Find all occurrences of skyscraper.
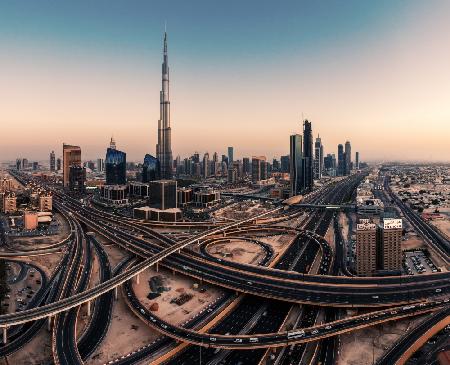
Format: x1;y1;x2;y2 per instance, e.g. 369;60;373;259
228;147;234;166
251;156;266;183
355;151;360;170
56;157;62;171
290;134;303;196
142;154;160;182
345;141;351;175
156;32;173;180
303;120;313;190
105;139;126;185
242;157;250;175
97;158;105;172
63;144;81;188
202;152;210;178
314;135;323;180
337;144;344;176
280;155;290;173
50;151;56;171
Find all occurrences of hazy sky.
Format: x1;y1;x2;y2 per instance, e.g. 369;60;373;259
1;0;449;163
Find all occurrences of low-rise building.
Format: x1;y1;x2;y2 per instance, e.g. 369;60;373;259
2;193;17;214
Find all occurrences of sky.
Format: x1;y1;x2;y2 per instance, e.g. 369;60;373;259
1;0;450;163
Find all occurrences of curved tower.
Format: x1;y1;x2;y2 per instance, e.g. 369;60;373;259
156;32;173;179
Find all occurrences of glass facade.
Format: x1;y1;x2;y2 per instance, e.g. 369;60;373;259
105;148;126;185
142;154;161;183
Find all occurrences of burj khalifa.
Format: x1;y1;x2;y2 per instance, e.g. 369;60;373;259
156;32;173;179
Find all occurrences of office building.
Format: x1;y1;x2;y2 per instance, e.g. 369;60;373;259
290;134;303;196
345;141;351;175
149;180;177;210
377;218;402;272
63;144;82;188
129;182;150;198
68;165;86;192
178;188;193;206
2;193;17;214
105;146;126;185
97;158;105;172
356;219;378;276
280;155;290;173
194;188;221;207
314;135;323;180
202;152;210;178
50;151;56;171
156;32;173;179
56;158;62;171
39;193;53;212
228;147;234;166
100;185;128;206
243;157;251;175
355;151;360;170
337;144;344;176
252;156;267;183
303;120;313;190
142;154;160;183
22;158;29;170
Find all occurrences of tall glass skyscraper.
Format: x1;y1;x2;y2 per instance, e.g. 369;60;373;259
105;148;126;185
142;154;160;183
303;120;314;191
290;134;303;196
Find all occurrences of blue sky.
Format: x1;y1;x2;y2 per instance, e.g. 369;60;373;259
1;1;449;162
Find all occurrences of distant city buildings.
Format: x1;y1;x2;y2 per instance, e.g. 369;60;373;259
252;156;267;183
314;135;323;179
345;141;352;175
280;155;290;173
97;158;105;172
355;151;360;170
337;144;344;176
228;147;234;166
50;151;56;171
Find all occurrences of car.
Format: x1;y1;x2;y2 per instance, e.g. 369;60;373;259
372;295;379;299
234;338;242;343
435;288;442;293
210;337;217;342
311;329;319;335
247;281;253;285
140;309;145;314
160;324;168;329
325;325;332;330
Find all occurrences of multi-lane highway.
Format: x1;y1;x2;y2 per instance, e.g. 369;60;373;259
3;169;449;364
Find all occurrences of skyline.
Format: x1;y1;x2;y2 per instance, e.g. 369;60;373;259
1;1;450;162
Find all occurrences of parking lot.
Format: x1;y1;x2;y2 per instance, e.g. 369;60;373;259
403;251;440;275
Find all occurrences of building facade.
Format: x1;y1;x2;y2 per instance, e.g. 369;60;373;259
105;148;127;185
290;134;303;196
63;144;81;188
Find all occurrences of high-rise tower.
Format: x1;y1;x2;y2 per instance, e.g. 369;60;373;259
156;32;173;179
303;119;313;191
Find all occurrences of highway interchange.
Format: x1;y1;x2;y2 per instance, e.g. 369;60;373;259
0;169;448;364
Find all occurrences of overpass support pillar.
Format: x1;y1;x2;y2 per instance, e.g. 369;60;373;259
87;300;91;316
136;273;140;285
156;263;159;272
2;327;6;344
47;316;52;331
114;286;118;300
223;232;226;237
